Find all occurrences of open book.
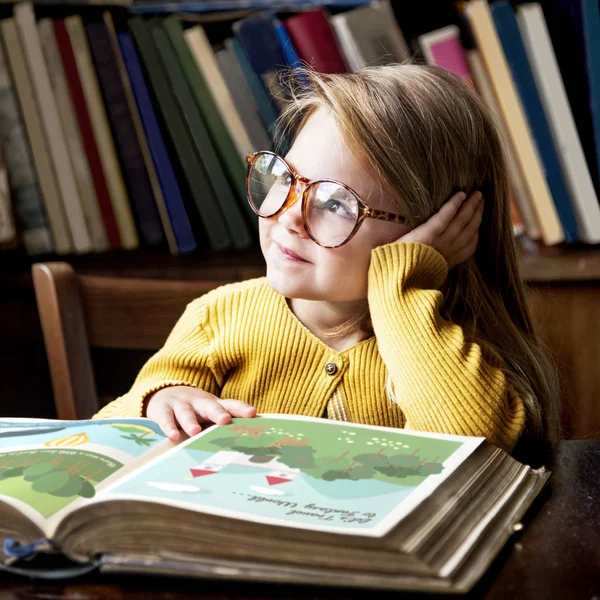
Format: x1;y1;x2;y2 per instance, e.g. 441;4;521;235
0;414;549;593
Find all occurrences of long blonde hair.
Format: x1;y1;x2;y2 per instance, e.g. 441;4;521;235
275;64;561;443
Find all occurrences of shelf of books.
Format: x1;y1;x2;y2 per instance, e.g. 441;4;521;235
1;0;600;283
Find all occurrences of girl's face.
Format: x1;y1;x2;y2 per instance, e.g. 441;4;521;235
260;109;411;302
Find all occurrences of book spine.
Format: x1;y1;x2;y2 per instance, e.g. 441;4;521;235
227;37;279;138
0;39;52;254
38;18;109;253
65;15;139;250
162;17;248;208
149;20;231;250
53;19;121;250
14;2;92;254
517;2;600;243
491;1;578;242
0;147;16;244
1;17;71;254
283;9;348;74
104;12;178;255
215;47;271;151
118;30;196;254
129;16;231;250
467;0;564;245
159;19;253;249
233;15;286;113
86;20;164;247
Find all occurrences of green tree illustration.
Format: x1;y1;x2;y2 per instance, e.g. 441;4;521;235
120;432;156;447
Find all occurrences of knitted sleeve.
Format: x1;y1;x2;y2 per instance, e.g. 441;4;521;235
93;299;222;419
368;242;526;453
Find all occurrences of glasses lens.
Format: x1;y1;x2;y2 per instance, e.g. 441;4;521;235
248;153;293;217
305;182;360;247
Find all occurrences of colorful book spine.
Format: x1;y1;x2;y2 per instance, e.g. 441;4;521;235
38;18;109;253
156;19;253;249
104;12;178;255
233;14;287;113
53;19;121;250
14;2;92;253
1;18;72;254
118;30;196;254
491;1;578;242
129;16;231;250
227;37;279;136
86;19;164;247
517;2;600;243
64;15;139;250
283;9;348;74
466;0;564;245
0;38;52;254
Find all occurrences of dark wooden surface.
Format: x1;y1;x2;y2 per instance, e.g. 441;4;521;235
0;440;598;599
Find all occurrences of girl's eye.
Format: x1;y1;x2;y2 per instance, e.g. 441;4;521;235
278;172;293;186
324;199;354;219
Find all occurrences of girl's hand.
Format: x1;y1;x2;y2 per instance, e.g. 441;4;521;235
395;190;484;269
145;385;257;441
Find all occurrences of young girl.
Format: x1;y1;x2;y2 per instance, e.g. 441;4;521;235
95;64;561;455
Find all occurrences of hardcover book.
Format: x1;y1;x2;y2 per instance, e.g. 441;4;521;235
0;414;549;594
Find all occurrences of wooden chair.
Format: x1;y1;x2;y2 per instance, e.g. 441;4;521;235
32;262;224;420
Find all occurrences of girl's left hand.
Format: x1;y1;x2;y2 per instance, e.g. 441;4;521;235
394;190;484;269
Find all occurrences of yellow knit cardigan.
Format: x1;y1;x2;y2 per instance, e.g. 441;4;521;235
94;242;526;453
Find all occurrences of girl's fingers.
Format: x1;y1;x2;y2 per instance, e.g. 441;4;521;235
191;397;233;426
218;399;257;417
152;405;180;441
172;401;203;437
441;191;483;244
425;191;467;239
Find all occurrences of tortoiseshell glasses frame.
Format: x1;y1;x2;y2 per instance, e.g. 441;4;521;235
246;151;407;249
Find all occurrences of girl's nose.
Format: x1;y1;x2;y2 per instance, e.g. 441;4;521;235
277;182;306;234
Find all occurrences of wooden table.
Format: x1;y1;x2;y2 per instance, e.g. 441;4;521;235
1;440;599;599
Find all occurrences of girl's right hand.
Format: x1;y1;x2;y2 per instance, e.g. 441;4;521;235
145;385;257;441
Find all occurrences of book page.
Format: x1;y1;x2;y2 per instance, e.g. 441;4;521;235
97;415;483;537
0;418;174;533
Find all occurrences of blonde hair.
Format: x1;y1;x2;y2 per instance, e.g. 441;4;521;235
274;64;561;443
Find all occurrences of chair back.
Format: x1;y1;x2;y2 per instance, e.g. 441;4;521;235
32;262;220;420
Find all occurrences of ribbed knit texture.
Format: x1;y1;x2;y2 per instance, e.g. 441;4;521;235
94;242;526;453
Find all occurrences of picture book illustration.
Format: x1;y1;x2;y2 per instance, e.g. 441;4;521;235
106;416;481;536
0;418;165;520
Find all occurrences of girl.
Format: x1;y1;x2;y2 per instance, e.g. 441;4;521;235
95;64;561;455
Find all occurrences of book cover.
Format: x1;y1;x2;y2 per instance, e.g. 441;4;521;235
517;3;600;243
466;0;564;245
38;18;109;254
0;415;549;594
129;16;231;250
284;9;348;74
330;0;410;72
233;13;287;113
117;30;196;254
104;12;179;255
541;0;600;193
156;19;253;249
64;15;139;250
0;37;52;255
14;2;92;254
227;37;279;136
86;19;165;248
1;18;72;254
216;46;271;151
163;17;251;216
53;19;121;251
418;25;473;83
491;1;578;242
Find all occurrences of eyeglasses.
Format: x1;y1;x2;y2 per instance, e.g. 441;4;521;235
246;151;406;248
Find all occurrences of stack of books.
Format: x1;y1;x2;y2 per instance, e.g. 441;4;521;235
0;0;408;257
1;0;599;257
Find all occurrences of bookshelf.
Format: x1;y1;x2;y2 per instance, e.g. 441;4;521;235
1;0;600;441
